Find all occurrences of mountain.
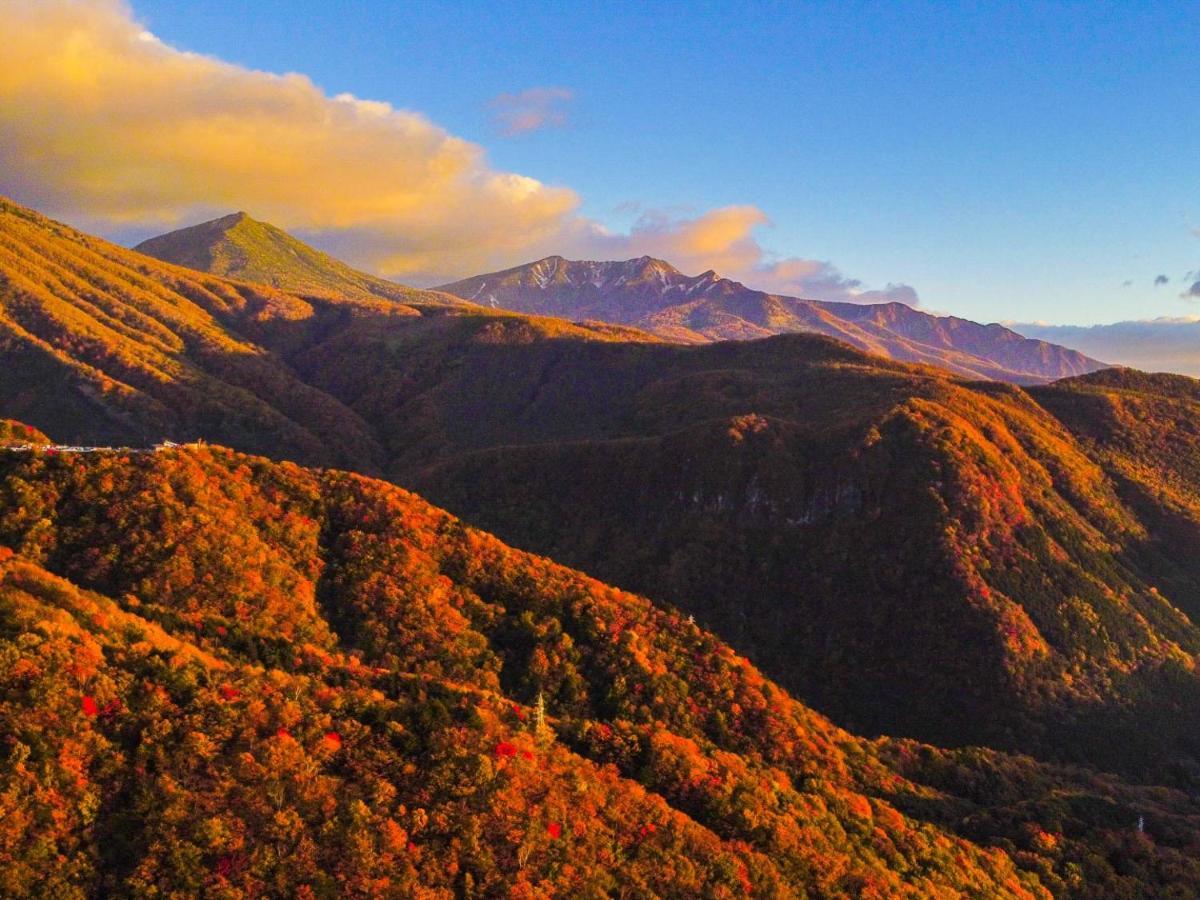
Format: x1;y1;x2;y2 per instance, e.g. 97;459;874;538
1014;318;1200;378
0;197;656;463
0;196;398;467
130;217;1107;383
437;255;1107;383
2;432;1199;896
134;211;463;306
7;197;1200;778
300;321;1200;775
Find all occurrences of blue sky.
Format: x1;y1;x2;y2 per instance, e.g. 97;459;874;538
10;1;1200;324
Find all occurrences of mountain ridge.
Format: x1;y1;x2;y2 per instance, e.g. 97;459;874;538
131;214;1107;384
438;255;1108;383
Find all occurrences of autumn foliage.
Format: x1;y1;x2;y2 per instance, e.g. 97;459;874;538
5;198;1200;895
0;440;1197;896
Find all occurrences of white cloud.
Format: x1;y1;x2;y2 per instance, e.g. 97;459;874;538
1012;318;1200;376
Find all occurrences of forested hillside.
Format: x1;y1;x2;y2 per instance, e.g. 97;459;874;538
277;308;1200;776
1;439;1198;896
7;198;1200;785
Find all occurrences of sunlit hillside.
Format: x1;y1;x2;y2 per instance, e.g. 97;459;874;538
0;198;386;466
135;212;467;307
0;198;644;469
1;437;1198;896
6;198;1200;781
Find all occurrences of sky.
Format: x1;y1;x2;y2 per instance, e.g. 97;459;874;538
1;0;1197;325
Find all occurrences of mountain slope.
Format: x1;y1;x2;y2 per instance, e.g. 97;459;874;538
438;255;1106;383
135;212;463;306
2;436;1198;896
1030;369;1200;616
0;199;657;466
313;326;1200;774
6;199;1200;782
0;439;1030;897
0;196;391;467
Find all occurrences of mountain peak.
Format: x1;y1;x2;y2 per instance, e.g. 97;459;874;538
172;210;255;234
629;254;679;272
438;255;1106;381
133;213;458;307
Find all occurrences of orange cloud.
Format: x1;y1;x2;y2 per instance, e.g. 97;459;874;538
0;0;917;303
0;0;577;279
623;206;769;274
581;206;920;305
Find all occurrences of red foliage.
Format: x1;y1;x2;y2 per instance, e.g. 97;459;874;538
494;741;518;758
81;695;99;717
323;731;342;750
214;853;245;878
737;862;752;895
548;822;562;839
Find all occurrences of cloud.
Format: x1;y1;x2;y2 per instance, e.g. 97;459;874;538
0;0;578;280
1182;270;1200;299
1013;318;1200;376
0;0;913;301
1155;274;1170;286
489;87;574;137
578;206;919;305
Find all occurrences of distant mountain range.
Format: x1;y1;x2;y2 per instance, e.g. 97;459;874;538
437;255;1107;383
1014;318;1200;377
132;214;1107;383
